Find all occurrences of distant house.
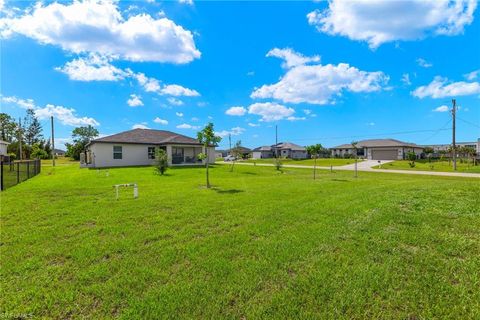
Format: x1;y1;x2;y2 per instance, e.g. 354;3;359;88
421;138;480;155
216;147;251;159
81;128;215;168
252;142;308;159
215;150;228;158
252;146;274;159
0;140;9;156
232;146;252;158
331;139;424;160
53;149;66;157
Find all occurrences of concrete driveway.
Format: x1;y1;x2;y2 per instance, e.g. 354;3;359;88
337;159;393;170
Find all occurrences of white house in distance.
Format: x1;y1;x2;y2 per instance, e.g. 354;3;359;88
330;139;424;160
81;128;215;168
252;142;308;159
0;140;9;157
421;138;480;154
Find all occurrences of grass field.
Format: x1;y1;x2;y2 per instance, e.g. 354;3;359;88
373;159;480;173
1;161;480;319
242;158;361;166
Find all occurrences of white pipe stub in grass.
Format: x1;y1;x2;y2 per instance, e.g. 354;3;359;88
113;183;138;200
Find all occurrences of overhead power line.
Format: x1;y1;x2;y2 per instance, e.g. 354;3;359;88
456;116;480;129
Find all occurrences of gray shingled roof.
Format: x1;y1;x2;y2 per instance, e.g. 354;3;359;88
90;128;202;145
253;146;272;151
273;142;306;151
332;139;420;149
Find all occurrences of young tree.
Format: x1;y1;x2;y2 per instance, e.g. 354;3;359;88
306;144;323;180
0;113;17;142
24;108;43;146
406;151;417;168
197;123;221;188
66;125;99;160
155;149;169;175
424;147;434;162
229;140;243;172
351;141;359;178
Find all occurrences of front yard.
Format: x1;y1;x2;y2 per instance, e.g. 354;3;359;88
1;162;479;319
373;159;480;173
242;158;361;166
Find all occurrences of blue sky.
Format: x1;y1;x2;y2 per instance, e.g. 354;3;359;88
1;0;479;150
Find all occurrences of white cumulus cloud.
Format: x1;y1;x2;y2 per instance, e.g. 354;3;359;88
251;48;388;105
160;84;199;97
132;123;149;129
35;104;99;126
416;58;433;68
127;94;143;107
0;0;201;63
266;48;320;69
464;69;479;80
433;105;450;112
167;97;184;106
1;95;36;109
412;76;480;98
153;117;168;125
401;73;412;86
225;106;247;116
307;0;477;49
55;54;126;81
175;112;184;117
176;123;199;130
247;102;296;122
1;95;99;126
216;126;245;138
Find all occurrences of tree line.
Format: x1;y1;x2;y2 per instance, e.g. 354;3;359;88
0;110;51;160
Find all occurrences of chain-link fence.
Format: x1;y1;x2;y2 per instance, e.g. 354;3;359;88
0;159;41;191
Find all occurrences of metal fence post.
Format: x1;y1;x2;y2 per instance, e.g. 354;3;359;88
38;159;41;174
27;161;30;179
1;161;4;191
17;162;19;183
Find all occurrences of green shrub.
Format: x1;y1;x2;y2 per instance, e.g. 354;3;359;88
155;149;169;175
406;151;417;168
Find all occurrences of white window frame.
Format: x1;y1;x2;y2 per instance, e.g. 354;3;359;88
113;146;122;159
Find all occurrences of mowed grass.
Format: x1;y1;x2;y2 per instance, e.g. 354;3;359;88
1;162;480;319
243;158;361;166
374;159;480;173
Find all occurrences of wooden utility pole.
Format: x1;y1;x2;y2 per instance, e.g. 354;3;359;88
51;116;55;167
452;99;457;171
18;118;23;160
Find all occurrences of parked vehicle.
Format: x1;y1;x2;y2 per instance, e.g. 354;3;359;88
224;155;236;161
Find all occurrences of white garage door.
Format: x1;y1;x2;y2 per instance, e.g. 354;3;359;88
371;149;398;160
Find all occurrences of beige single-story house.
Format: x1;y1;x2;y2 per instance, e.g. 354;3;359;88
252;142;308;159
252;146;274;159
331;139;424;160
81;128;215;168
273;142;308;159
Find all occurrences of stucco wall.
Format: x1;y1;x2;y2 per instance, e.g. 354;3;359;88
89;143;156;168
88;143;215;168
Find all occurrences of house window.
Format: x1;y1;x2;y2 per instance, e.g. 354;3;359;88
113;146;122;159
148;147;155;159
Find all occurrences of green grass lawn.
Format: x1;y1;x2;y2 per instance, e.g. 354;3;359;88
1;162;479;319
241;158;361;166
373;159;480;173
